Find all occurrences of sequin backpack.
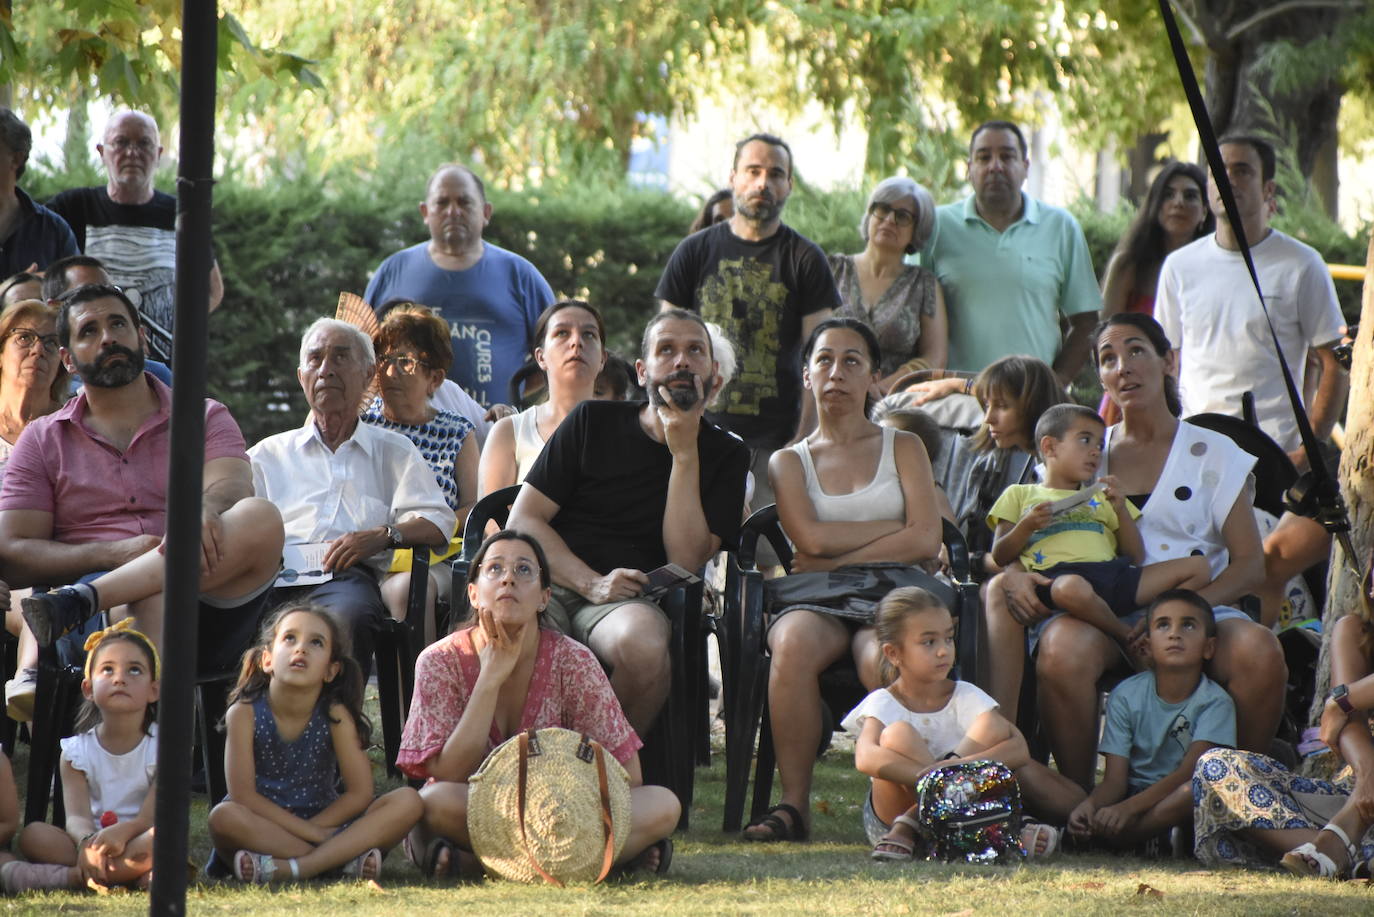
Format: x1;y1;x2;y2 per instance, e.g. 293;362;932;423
915;760;1024;864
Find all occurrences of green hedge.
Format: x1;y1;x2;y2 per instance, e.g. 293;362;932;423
20;167;1370;443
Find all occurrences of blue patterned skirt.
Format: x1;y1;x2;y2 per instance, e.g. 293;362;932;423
1192;748;1373;868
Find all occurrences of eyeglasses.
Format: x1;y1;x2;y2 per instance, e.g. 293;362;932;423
3;329;59;354
107;137;158;154
479;561;540;583
378;353;430;375
869;202;917;228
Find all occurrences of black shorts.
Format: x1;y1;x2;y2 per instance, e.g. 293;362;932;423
1033;557;1142;618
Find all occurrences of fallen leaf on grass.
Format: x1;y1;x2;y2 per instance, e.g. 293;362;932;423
1135;883;1164;899
815;799;832;815
366;879;386;893
87;878;126;895
1069;882;1105;890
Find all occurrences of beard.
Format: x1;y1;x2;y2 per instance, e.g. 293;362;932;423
76;344;146;388
648;370;705;410
733;190;783;223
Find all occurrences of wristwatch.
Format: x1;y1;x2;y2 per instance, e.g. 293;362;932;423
1331;683;1355;714
383;524;403;547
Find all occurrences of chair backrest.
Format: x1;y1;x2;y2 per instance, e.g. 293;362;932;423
1184;412;1296;519
738;504;792;571
451;484;523;626
458;485;523;563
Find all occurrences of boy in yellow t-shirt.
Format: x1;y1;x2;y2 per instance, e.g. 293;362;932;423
987;404;1211;656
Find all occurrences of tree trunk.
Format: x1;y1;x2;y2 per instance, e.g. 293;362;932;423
1193;0;1349;192
1311;235;1374;720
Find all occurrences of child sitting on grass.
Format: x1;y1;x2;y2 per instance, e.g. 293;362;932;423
1067;589;1235;851
846;587;1084;862
987;403;1211;656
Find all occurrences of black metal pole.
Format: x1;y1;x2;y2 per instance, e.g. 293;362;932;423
151;0;217;912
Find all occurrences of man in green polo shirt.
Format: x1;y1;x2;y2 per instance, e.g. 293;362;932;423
919;121;1100;383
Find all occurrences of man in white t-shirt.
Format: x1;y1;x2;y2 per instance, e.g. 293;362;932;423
1155;135;1346;468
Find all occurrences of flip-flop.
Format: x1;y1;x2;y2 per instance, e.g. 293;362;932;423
742;803;809;842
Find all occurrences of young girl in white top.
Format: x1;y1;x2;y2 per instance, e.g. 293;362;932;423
5;619;159;893
846;587;1084;861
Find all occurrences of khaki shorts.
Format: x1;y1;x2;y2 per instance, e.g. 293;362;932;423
544;583;666;644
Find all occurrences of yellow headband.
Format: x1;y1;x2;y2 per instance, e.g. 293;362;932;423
83;618;160;681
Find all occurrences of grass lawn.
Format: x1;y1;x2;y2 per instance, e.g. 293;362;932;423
4;687;1371;915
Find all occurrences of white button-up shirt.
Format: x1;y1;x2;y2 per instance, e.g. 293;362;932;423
249;417;457;571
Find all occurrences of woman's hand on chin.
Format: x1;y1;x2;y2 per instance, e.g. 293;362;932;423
475;606;525;685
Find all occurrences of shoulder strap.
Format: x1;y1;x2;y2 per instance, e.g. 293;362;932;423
1157;0;1353;555
516;729;563;887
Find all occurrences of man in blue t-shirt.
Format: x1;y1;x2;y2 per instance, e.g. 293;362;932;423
364;164;555;411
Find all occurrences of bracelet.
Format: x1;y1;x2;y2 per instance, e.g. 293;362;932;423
963;377;973;395
79;832;96;848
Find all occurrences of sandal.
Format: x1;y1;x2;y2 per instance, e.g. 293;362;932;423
342;847;382;881
871;813;922;863
742;803;809;842
615;837;674;878
1280;822;1357;878
233;850;299;884
1021;822;1061;859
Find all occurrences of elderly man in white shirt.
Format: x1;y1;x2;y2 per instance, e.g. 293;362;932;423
250;318;456;675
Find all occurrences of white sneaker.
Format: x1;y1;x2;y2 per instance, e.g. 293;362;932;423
5;667;37;722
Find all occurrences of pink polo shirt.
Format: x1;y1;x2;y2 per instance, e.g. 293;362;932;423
0;374;248;544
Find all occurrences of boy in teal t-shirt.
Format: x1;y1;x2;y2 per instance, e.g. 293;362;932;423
1068;590;1235;849
987;404;1210;656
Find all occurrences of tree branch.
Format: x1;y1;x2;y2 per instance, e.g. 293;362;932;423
1225;0;1364;42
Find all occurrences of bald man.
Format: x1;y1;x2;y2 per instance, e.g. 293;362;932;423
48;110;224;364
363;163;554;410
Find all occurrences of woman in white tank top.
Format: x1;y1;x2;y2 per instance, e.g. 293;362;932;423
742;318;942;842
478;301;607;497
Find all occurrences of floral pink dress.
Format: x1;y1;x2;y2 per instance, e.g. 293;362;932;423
396;626;642;779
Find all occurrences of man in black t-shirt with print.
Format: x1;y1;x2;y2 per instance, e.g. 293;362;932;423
656;133;837;518
48;110;223;363
509;310;749;733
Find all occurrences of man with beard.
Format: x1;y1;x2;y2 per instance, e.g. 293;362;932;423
507;310;749;733
0;284;283;688
364;163;554;413
915;121;1100;382
48;111;224;364
656;133;837;520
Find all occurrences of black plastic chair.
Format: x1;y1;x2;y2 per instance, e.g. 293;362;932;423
373;546;438;780
718;505;979;832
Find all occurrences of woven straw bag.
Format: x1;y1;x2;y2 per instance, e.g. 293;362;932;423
468;727;631;884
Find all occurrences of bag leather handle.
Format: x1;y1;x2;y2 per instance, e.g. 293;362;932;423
515;728;617;886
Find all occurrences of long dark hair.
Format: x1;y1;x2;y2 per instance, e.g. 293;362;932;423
1116;162;1213;280
1092;312;1182;417
225;602;371;748
688;188;732;235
